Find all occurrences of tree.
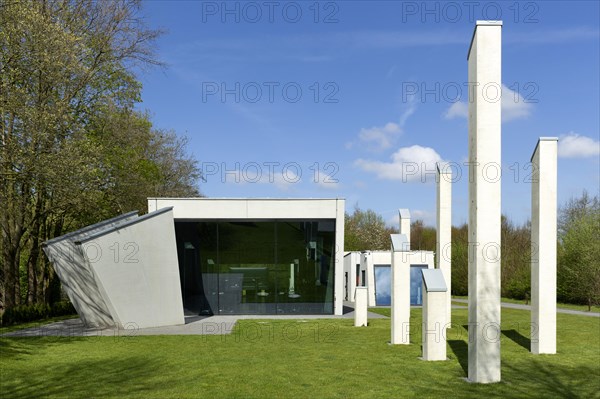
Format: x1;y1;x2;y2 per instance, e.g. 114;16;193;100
558;192;600;310
0;1;200;310
344;207;396;251
410;220;436;251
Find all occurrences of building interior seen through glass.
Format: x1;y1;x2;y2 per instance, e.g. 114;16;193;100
175;220;336;315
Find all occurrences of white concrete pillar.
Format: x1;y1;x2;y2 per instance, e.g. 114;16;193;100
399;209;411;250
531;137;558;354
422;269;448;361
354;287;368;327
391;234;411;344
364;252;377;307
467;20;502;384
436;163;452;326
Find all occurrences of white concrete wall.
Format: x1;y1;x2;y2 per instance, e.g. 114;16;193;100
348;250;434;307
362;252;376;307
437;163;453;325
531;137;558;354
43;212;139;328
467;20;503;383
77;208;184;329
149;198;345;315
344;252;361;302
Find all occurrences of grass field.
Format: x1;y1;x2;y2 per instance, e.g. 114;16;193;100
452;295;600;313
1;307;599;398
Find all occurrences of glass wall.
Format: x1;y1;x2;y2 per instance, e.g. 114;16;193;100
175;220;336;315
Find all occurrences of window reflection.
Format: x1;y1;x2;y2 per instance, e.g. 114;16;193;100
175;220;336;315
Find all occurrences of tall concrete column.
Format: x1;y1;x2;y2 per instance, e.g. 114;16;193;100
399;209;411;250
391;234;411;344
467;20;502;384
531;137;558;354
436;163;452;325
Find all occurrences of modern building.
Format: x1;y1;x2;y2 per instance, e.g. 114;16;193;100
343;250;434;307
149;198;346;316
44;197;347;329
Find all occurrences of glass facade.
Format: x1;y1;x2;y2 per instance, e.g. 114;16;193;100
175;220;336;315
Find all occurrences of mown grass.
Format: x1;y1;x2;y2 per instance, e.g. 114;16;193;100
452;295;600;313
1;307;599;398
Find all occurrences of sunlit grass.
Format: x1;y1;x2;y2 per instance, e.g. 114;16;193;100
1;307;599;398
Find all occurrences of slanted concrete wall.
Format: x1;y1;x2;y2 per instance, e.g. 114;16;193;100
76;208;184;329
43;211;139;328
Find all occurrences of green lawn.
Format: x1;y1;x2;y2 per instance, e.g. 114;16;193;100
452;295;600;313
1;308;599;398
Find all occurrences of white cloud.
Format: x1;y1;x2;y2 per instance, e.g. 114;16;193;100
558;133;600;158
358;122;402;151
501;84;533;121
444;101;468;119
443;84;533;122
351;102;416;151
355;145;443;182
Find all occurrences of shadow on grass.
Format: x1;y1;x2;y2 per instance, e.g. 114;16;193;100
0;336;83;360
502;329;530;351
1;353;170;399
503;361;600;399
448;339;468;376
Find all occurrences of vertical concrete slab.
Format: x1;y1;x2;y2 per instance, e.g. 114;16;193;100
399;209;411;250
421;269;448;361
391;234;411;344
467;20;503;383
436;163;452;326
363;251;377;307
354;287;368;327
531;137;558;354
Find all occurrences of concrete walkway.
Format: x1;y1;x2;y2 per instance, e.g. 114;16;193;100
3;305;387;337
452;298;600;318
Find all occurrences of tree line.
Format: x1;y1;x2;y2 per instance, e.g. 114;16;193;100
0;1;201;311
345;191;600;309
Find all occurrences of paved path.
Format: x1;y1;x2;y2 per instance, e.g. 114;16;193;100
3;306;387;337
452;298;600;318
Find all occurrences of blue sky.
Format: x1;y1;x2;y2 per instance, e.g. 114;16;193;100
138;1;600;227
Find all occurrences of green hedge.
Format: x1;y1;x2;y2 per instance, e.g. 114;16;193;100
0;301;76;326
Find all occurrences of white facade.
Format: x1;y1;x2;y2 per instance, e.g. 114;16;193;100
531;137;558;354
467;20;503;383
343;250;435;307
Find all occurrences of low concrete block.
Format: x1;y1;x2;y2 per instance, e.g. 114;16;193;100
354;287;368;327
